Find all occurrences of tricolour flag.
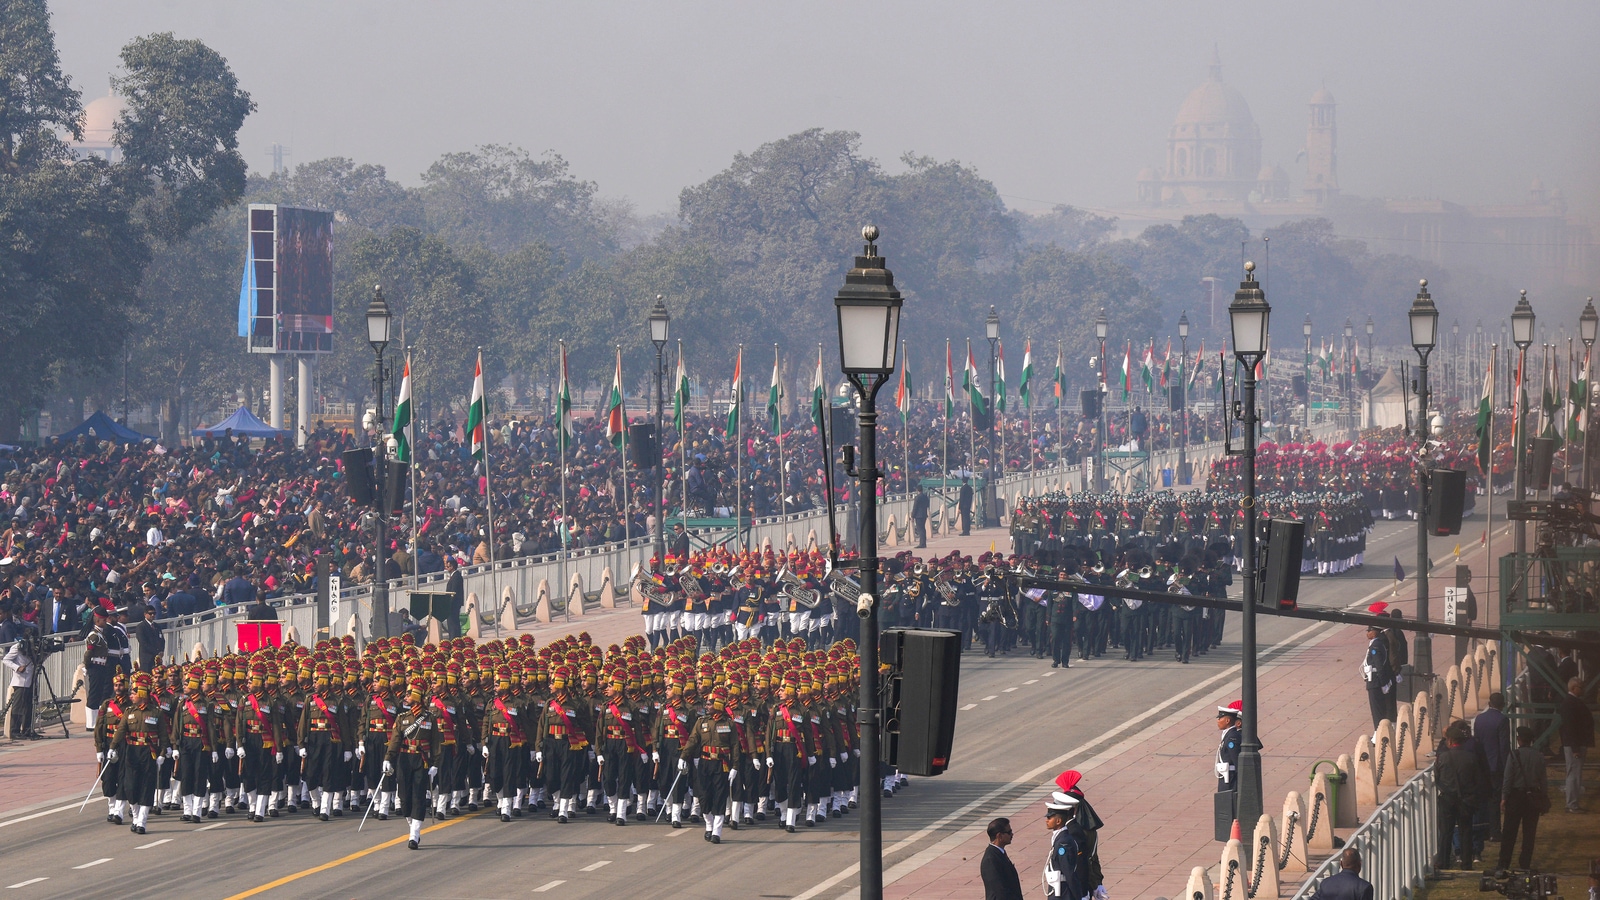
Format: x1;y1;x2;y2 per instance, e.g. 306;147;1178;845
995;339;1007;414
767;347;782;434
467;353;487;461
392;354;413;464
1120;343;1132;399
1572;349;1592;444
945;340;956;419
1140;342;1155;392
810;346;825;433
1540;351;1563;449
673;344;690;434
895;348;910;418
726;347;743;440
964;343;986;414
1053;343;1064;409
557;343;574;451
1019;340;1033;409
605;348;625;450
1475;349;1495;475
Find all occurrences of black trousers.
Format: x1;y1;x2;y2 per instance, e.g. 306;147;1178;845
120;749;159;805
772;743;804;806
304;732;339;790
1366;683;1390;729
655;739;687;802
1435;798;1477;869
361;735;388;791
7;686;32;735
693;760;731;814
1497;793;1541;870
178;738;212;795
1050;619;1073;666
485;737;525;794
394;754;430;820
601;739;640;800
240;735;276;793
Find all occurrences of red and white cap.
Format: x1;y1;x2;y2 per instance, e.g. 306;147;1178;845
1217;699;1244;717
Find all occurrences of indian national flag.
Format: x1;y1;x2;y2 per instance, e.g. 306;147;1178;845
557;343;574;451
1053;343;1064;409
767;347;782;434
674;344;690;433
1140;342;1154;391
1189;339;1205;389
895;348;909;418
945;340;956;418
605;348;625;450
467;353;487;461
1019;339;1033;409
995;339;1007;414
392;354;412;463
726;347;742;440
1475;350;1495;475
1571;350;1592;444
810;346;825;433
1120;343;1132;399
1541;353;1563;449
964;343;986;414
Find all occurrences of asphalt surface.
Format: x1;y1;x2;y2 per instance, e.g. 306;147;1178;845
0;515;1459;900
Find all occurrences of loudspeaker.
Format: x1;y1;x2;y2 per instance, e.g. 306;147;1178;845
1080;390;1101;418
1291;374;1308;400
1429;468;1466;536
342;448;374;505
1530;437;1556;490
629;423;658;467
971;404;993;431
1260;518;1304;610
1169;385;1185;412
829;406;853;443
883;628;961;777
384;460;409;515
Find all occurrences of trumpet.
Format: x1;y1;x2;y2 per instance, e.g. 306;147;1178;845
710;561;728;575
912;561;926;576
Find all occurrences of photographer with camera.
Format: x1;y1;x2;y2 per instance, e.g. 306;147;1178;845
3;620;37;738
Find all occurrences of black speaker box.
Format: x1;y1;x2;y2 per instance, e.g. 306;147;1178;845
829;406;853;443
883;628;962;777
1080;389;1102;418
1260;518;1304;610
384;460;409;515
629;423;658;467
342;448;374;505
1429;468;1466;536
1291;374;1307;400
1529;437;1556;490
1169;385;1186;412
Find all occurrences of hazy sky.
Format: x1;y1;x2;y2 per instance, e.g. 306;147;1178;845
53;1;1600;224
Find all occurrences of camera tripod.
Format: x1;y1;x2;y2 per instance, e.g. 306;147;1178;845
2;640;76;740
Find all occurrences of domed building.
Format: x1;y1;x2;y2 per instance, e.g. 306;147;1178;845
73;95;123;162
1157;50;1261;205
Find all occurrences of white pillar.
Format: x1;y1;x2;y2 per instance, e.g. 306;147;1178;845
296;355;313;448
268;356;285;430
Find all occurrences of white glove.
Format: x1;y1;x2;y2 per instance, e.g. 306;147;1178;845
640;752;649;763
1381;683;1391;695
1215;762;1230;779
840;753;848;764
765;756;775;768
211;751;219;764
343;750;353;762
298;746;308;759
223;746;235;759
382;760;393;775
1095;885;1110;900
235;746;244;758
1361;663;1374;681
482;744;491;758
96;751;105;763
274;752;283;764
107;749;118;762
677;757;688;772
356;745;365;760
596;754;605;766
588;749;596;761
1046;870;1064;889
853;748;860;758
428;766;438;779
652;751;660;763
728;770;738;785
807;756;816;766
752;757;763;770
829;757;837;769
535;751;543;763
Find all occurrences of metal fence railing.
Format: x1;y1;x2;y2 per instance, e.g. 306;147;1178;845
1290;765;1436;900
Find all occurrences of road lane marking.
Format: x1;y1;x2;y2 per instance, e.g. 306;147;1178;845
533;881;566;892
0;804;75;830
195;822;226;831
624;843;652;852
665;827;690;837
1002;687;1018;693
1024;679;1038;684
579;860;612;872
72;859;111;870
135;838;171;850
960;703;977;711
6;878;47;888
979;695;997;701
1043;671;1056;677
222;810;483;899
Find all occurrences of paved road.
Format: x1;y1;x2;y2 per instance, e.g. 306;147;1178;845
0;515;1456;900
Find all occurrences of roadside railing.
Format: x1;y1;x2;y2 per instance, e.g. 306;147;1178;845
1290;766;1436;900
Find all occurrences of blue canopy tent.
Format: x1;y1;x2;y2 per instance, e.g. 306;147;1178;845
192;407;288;440
54;410;155;444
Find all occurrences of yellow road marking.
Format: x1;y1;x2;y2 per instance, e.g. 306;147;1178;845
221;811;481;899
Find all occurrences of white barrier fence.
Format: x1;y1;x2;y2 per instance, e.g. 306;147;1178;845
1289;766;1437;900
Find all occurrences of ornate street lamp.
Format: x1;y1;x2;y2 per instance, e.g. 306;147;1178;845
365;285;394;638
1093;309;1109;492
648;295;670;573
1178;311;1190;483
1510;291;1535;597
1408;279;1439;681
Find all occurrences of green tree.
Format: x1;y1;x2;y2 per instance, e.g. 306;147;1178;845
420;144;610;262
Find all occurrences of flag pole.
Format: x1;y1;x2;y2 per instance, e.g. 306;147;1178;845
406;349;419;596
944;338;951;501
967;338;976;482
558;341;568;629
1028;338;1035;480
736;343;744;552
1484;344;1496;602
1056;340;1064;493
478;348;500;637
776;343;787;520
679;341;688;521
902;339;910;505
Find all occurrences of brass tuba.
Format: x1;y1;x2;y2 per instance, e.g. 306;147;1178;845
776;566;822;609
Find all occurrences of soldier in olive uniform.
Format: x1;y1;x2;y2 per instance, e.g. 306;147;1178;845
111;671;169;835
682;685;742;843
94;672;130;824
384;676;441;849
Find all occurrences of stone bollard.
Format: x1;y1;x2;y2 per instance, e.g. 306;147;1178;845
1218;830;1247;900
535;578;552;624
1184;865;1215;900
497;585;518;633
1413;689;1435;748
1374;719;1399;787
1332;754;1358;828
1250;813;1281;900
568;572;586;618
599;567;617;609
786;533;798;553
885;515;899;547
1352;733;1379;810
1393;702;1416;772
806;528;819;550
1486;644;1501;694
1279;791;1310;873
761;536;772;554
1445;664;1465;722
465;593;481;640
426;617;442;646
1461;656;1479;717
1475;643;1493;702
1307;771;1338;852
346;613;364;648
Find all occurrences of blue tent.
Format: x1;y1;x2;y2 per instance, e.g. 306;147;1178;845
54;410;155;444
192;406;288;439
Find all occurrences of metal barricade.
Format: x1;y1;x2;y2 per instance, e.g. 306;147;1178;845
1290;765;1436;900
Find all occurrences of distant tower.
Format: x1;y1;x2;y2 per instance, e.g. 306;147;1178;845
1303;88;1338;203
269;143;291;176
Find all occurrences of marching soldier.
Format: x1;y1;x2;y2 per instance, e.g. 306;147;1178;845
681;684;742;843
234;660;284;822
171;664;220;823
111;671;168;835
384;676;441;850
94;671;130;824
535;664;593;823
597;667;649;825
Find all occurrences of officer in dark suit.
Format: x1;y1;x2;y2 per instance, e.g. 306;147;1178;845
134;604;164;671
443;557;465;639
980;816;1023;900
911;486;930;549
958;478;973;536
1362;624;1394;728
1308;848;1373;900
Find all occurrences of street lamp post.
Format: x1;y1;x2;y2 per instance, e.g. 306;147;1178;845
986;305;1000;514
1094;309;1109;493
648;295;670;571
1303;314;1313;436
1229;261;1271;833
1178;312;1190;484
1511;292;1535;601
1580;299;1597;489
365;286;394;639
1344;319;1356;438
1452;320;1461;410
1365;315;1375;371
833;225;902;900
1408;279;1440;682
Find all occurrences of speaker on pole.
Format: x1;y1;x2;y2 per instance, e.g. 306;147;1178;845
1429;468;1467;536
1080;390;1101;418
1260;518;1305;610
628;423;658;467
882;628;962;776
342;448;374;505
384;460;409;516
1530;437;1556;491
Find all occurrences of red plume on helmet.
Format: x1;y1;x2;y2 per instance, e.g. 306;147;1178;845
1054;770;1082;794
